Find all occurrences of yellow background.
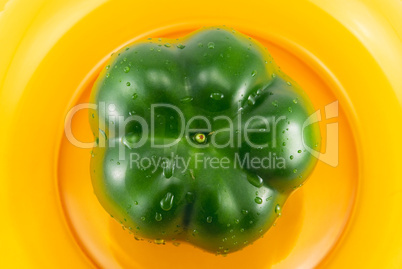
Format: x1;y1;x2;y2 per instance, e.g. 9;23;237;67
0;0;401;268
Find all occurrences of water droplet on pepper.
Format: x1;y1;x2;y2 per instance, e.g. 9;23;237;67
160;192;174;211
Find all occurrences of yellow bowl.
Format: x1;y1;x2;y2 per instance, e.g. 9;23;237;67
1;0;401;268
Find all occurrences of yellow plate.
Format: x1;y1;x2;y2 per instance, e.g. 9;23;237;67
1;0;401;268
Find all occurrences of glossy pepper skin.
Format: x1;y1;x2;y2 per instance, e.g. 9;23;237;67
89;26;320;255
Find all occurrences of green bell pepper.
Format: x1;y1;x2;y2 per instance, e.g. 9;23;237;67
89;26;320;255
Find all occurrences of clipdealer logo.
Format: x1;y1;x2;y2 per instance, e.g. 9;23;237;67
64;100;339;168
